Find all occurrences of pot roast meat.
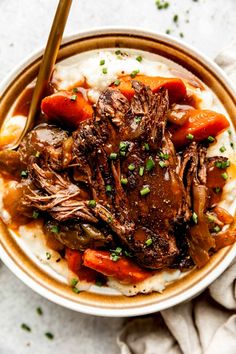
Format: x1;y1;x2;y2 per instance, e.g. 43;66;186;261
11;80;233;271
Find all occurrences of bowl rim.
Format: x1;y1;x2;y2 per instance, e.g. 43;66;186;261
0;26;236;317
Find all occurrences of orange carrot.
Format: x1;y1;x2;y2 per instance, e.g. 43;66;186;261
112;75;186;102
65;248;98;282
83;249;150;284
41;90;93;128
171;109;230;148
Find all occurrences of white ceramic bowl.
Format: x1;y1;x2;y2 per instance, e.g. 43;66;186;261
0;27;236;317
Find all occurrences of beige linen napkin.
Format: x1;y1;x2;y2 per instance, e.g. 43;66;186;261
118;45;236;354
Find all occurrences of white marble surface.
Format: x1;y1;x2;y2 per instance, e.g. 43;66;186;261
0;0;235;353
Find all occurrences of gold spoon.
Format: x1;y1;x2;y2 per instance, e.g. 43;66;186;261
4;0;72;150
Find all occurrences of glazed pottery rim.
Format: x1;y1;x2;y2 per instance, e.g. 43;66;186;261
0;27;236;317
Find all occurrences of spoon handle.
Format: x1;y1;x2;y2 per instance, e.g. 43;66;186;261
15;0;72;148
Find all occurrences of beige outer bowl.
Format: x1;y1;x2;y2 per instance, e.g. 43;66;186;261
0;28;236;317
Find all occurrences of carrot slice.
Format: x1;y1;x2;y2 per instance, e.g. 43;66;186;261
41;90;93;128
112;75;186;102
83;249;150;284
65;248;98;282
171;109;230;148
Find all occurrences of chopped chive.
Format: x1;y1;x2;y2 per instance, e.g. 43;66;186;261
159;161;166;168
128;163;135;171
143;143;150;151
46;252;51;260
221;172;228;180
215;160;230;169
130;69;140;78
88;200;96;208
21;323;31;332
107;216;113;223
36;307;43;316
155;0;169;10
140;186;150;196
179;32;184;38
136;55;143;62
21;170;28;178
146;157;155;171
213;225;221;233
45;332;54;340
114;79;120;86
102;68;108;74
215;187;221;194
119;142;128;151
70;94;77;101
71;278;78;287
135;116;142;124
110;152;117;160
121;178;128;185
72;287;81;294
35;151;40;157
159;151;169;160
173;14;179;23
230;142;234;149
145;238;153;246
110;253;120;262
166;29;171;35
106;185;112;192
99;59;105;65
115;49;121;55
114;247;122;255
139;166;144;177
192;212;198;224
207;214;215;223
207;136;215;143
32;211;39;219
124;250;133;257
120;151;126;157
228;129;232;135
51;225;59;234
220;146;226;153
72;87;79;93
186;133;194;140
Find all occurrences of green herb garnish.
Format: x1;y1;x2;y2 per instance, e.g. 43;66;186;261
100;59;105;65
139;166;144;177
140;186;150;196
143;143;150;151
186;133;194;140
173;14;179;23
215;187;221;194
106;185;112;192
213;225;221;233
128;163;135;171
88;200;96;208
102;68;108;74
73;87;79;93
110;152;117;160
71;278;78;287
45;332;54;340
115;49;121;55
145;238;153;246
130;69;140;78
221;172;228;180
192;212;198;224
220;146;226;153
136;55;143;62
70;94;77;101
35;151;40;158
51;225;59;234
159;161;166;168
32;211;39;219
207;136;215;143
114;79;120;86
46;252;51;260
36;307;43;316
21;170;28;178
72;287;81;294
146;157;155;171
21;323;31;332
121;178;128;185
135;116;142;124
